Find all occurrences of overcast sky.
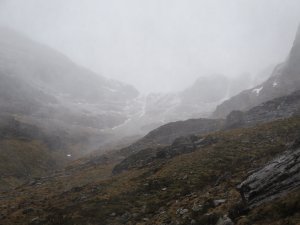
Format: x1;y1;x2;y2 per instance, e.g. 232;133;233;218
0;0;300;93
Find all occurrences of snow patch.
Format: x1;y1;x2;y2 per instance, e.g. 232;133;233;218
272;81;278;87
252;86;263;96
67;154;72;157
111;118;132;130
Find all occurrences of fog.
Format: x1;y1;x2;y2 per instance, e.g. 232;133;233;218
0;0;300;93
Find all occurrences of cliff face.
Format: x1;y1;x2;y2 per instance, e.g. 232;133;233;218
213;25;300;118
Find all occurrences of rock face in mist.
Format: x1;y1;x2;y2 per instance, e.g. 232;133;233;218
180;75;230;104
213;25;300;118
120;74;253;135
237;145;300;208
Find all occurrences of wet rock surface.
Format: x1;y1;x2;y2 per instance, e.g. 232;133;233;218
238;146;300;208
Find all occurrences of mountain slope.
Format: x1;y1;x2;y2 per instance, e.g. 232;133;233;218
213;25;300;118
1;116;300;225
117;118;224;159
116;89;300;166
0;27;140;189
0;27;139;131
112;74;257;136
0;27;142;145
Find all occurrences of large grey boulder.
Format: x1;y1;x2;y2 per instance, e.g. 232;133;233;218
237;146;300;208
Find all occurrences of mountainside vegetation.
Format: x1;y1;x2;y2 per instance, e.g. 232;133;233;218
1;115;300;225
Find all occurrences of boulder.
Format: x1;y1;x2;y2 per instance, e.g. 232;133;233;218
216;215;234;225
237;147;300;208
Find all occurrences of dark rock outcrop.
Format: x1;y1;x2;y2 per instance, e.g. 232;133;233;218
113;135;218;174
224;90;300;129
118;118;224;158
237;146;300;208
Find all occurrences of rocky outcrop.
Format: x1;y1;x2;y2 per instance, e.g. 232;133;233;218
213;25;300;118
224;90;300;129
237;145;300;208
113;135;218;174
118;118;224;157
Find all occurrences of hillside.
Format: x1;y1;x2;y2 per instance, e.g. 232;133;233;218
0;27;139;131
0;27;140;189
0;116;299;225
116;89;300;162
0;114;111;191
213;25;300;118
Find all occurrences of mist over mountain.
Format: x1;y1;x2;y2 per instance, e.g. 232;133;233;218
0;26;261;161
0;27;138;112
214;25;300;118
1;1;300;93
0;2;300;225
0;27;143;173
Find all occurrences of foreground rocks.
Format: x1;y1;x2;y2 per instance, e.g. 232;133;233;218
237;146;300;208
